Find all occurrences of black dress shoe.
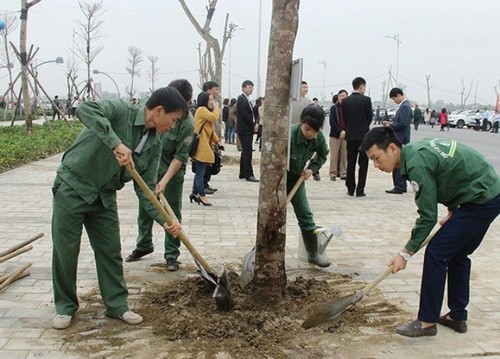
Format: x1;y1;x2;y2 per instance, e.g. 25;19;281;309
313;173;321;181
347;191;354;197
438;313;467;333
165;258;179;272
206;186;218;192
246;176;259;182
356;192;366;197
204;188;215;195
396;319;437;337
125;248;154;262
386;188;405;194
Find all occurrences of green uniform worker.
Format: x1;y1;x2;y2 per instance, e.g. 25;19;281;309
288;104;330;267
126;80;195;271
361;126;500;337
51;87;187;330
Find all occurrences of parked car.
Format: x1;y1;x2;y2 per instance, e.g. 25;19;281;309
465;110;493;131
447;109;468;128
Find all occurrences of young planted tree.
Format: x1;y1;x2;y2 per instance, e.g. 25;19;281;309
18;0;42;134
147;55;159;93
249;0;300;294
1;13;18;120
125;45;143;99
74;0;104;100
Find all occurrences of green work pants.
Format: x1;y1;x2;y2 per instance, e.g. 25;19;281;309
51;180;128;317
287;173;316;233
136;177;183;260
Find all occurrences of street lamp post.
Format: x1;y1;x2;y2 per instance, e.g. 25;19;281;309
30;56;64;108
385;34;402;84
227;28;244;98
93;69;121;99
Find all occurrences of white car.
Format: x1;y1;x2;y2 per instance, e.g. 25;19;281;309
447;109;468;128
465;110;493;131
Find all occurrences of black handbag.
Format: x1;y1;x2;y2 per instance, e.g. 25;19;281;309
211;147;222;175
188;121;207;157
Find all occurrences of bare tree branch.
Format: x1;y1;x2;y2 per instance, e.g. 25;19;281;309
75;0;105;99
147;55;159;93
126;45;143;99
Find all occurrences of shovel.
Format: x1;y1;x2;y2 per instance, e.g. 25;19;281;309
301;228;438;329
240;152;318;288
126;164;233;311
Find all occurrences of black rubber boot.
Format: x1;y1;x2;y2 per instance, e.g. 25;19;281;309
302;231;330;268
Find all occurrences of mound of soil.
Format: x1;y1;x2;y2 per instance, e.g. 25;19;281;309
61;267;407;358
139;270;405;358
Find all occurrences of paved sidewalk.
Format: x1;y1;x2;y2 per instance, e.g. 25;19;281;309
0;142;499;358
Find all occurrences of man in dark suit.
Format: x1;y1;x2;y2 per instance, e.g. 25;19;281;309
383;87;411;194
341;77;372;197
236;80;259;182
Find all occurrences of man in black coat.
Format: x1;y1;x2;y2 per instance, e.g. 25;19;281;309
383;87;411;194
341;77;373;197
236;80;259;182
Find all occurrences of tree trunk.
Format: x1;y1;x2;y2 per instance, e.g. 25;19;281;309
250;0;299;294
19;0;32;133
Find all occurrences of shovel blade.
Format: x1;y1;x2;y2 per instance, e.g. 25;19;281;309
302;290;363;329
240;247;255;288
213;266;233;311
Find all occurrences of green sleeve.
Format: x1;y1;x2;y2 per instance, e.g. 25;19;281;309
75;100;123;149
310;132;329;173
133;145;165;226
173;113;195;165
405;157;439;253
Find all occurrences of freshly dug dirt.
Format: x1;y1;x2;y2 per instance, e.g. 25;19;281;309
61;267;407;358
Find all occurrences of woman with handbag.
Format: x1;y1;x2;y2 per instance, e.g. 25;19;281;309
191;92;222;206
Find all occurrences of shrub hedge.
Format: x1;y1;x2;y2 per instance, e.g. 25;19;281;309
0;120;83;172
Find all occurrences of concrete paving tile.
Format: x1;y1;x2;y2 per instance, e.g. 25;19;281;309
0;350;30;359
3;339;65;351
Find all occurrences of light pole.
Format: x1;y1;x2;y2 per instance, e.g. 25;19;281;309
227;28;244;98
318;60;327;101
31;56;64;101
385;34;402;84
93;69;121;99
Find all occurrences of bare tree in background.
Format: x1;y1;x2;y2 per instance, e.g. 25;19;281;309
126;46;143;99
65;60;79;102
460;77;474;107
177;0;237;92
197;42;214;90
249;0;300;294
18;0;42;134
1;13;18;120
425;74;432;108
74;0;104;100
147;55;159;93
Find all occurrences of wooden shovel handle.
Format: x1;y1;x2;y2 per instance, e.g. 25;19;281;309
126;164;216;275
362;227;439;296
286;152;317;204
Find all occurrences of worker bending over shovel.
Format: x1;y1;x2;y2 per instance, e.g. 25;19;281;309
289;104;330;267
360;127;500;337
51;87;187;330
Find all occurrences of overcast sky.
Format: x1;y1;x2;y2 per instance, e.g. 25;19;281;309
1;0;499;107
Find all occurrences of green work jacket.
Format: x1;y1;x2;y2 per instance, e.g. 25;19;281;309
400;138;500;253
158;111;194;181
56;99;165;225
288;124;329;176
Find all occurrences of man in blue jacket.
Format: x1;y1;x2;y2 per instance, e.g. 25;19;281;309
383;87;411;194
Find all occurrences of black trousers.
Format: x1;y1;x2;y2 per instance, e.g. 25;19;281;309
239;133;254;179
346;140;368;195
